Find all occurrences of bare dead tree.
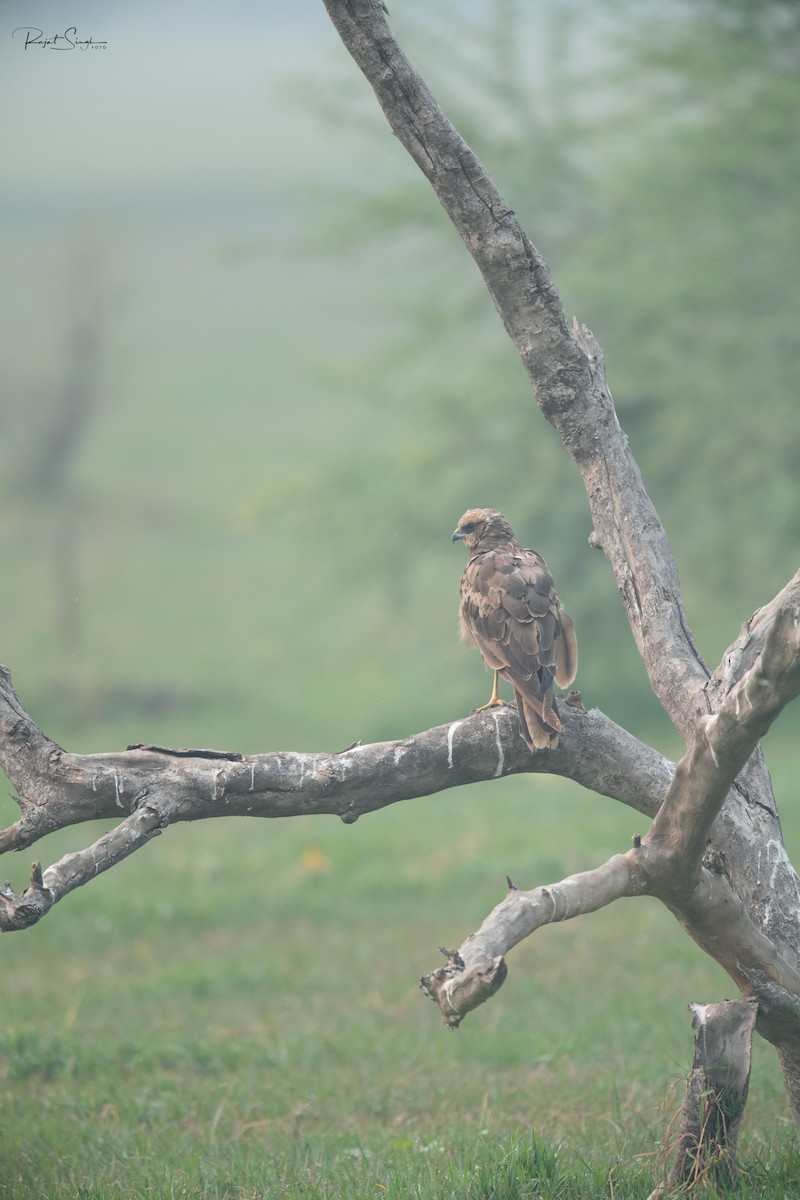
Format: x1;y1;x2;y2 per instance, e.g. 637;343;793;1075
2;1;800;1188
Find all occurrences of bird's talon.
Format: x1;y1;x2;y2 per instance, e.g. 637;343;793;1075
473;698;506;714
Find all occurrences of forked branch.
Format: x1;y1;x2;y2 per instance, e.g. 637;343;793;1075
420;576;800;1027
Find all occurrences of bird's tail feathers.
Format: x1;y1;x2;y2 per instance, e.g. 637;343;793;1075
514;689;561;751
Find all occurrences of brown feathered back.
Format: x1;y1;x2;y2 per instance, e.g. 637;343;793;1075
453;508;578;750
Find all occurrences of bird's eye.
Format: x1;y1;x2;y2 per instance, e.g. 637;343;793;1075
461;522;476;534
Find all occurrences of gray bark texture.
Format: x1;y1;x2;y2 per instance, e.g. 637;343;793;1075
1;0;799;1186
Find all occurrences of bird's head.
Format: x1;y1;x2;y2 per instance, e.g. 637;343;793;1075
452;508;516;552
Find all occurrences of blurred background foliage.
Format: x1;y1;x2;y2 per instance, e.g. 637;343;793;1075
2;0;797;768
1;0;800;1186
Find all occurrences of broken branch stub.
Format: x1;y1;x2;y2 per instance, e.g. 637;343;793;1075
420;947;508;1029
649;999;758;1199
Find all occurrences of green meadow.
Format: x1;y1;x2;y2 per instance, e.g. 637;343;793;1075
0;755;798;1197
3;2;800;1195
1;454;799;1194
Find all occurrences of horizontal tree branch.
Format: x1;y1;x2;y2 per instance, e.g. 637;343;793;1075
421;852;642;1027
0;664;670;930
0;571;796;947
421;843;800;1030
0;807;164;930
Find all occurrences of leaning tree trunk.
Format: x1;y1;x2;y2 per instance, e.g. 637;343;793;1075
320;0;800;1138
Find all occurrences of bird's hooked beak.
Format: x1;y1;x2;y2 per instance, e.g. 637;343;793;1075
452;528;465;543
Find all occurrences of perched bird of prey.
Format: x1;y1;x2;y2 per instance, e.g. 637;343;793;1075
452;508;578;750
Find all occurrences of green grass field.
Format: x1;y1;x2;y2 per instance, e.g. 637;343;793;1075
1;758;798;1197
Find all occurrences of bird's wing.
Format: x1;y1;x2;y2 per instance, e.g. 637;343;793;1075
460;547;570;703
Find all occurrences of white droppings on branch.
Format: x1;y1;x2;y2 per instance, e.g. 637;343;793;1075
746;674;774;711
490;710;504;778
441;978;459;1018
543;884;568;921
761;840;782;922
446;720;463;769
689;1002;710;1027
701;714;720;768
41;862;61;893
759;839;800;924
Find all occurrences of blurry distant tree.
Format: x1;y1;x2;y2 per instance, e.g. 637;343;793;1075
32;248;103;501
1;236;109;648
3;236;105;502
1;0;799;1192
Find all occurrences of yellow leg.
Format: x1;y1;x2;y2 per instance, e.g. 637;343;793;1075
473;671;505;713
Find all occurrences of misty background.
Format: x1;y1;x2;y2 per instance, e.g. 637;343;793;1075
1;0;798;796
2;2;800;1188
